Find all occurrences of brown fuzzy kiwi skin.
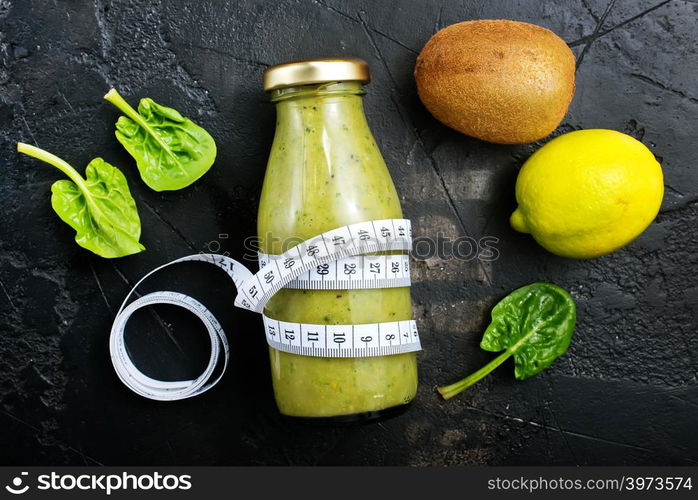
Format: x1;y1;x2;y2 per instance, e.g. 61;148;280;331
414;19;575;144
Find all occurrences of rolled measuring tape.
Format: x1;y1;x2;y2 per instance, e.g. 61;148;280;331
110;218;421;401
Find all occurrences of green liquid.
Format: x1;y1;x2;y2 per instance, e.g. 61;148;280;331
258;82;418;418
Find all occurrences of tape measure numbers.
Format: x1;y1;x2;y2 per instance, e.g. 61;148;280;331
233;219;413;313
264;317;419;358
258;253;411;290
109;219;420;401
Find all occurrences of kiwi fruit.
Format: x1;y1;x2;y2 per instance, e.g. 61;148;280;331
414;20;575;144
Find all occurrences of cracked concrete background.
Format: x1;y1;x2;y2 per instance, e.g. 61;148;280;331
0;0;696;465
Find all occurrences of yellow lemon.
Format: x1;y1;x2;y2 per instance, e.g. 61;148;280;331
510;129;664;258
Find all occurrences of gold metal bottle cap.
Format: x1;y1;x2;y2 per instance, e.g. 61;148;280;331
263;58;370;91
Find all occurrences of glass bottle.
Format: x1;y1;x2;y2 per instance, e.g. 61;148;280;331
258;58;418;420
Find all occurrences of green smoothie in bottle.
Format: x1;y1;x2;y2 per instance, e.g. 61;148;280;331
258;58;418;419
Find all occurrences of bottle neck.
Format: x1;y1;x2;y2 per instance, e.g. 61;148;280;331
269;81;366;103
270;81;372;147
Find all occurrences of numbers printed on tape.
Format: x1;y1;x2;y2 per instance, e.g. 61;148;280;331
258;253;411;290
234;218;413;313
109;218;420;401
262;317;420;357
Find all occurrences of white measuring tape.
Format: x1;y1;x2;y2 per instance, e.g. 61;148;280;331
109;218;421;400
258;253;411;290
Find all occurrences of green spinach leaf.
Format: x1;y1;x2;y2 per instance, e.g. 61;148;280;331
438;282;576;400
17;143;145;258
104;88;216;192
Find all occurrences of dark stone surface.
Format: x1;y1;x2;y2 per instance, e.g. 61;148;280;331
0;0;696;466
